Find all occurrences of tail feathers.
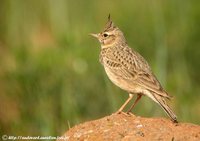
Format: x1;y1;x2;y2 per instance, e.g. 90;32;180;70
153;94;178;123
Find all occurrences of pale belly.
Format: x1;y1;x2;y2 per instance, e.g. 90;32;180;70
104;67;134;92
104;66;157;102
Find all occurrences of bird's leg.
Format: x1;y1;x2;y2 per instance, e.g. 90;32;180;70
116;94;134;114
126;94;142;113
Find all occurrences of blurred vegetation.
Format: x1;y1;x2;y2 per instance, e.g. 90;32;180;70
0;0;200;138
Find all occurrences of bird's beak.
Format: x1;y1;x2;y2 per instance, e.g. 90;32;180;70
89;33;99;38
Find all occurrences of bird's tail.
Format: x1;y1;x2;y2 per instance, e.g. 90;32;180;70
152;93;178;123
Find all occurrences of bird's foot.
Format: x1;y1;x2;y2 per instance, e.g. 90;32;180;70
114;110;122;115
126;112;135;116
113;111;132;116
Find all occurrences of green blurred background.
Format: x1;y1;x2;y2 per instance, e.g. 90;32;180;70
0;0;200;138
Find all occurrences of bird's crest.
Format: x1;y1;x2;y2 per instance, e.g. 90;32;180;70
104;14;116;31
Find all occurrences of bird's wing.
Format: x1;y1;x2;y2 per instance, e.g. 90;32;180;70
135;71;171;99
121;47;171;98
103;47;170;98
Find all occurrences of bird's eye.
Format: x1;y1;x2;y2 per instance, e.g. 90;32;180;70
103;33;109;37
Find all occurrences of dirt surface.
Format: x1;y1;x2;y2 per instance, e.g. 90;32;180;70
58;113;200;141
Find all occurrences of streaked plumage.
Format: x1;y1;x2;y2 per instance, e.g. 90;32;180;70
90;15;177;122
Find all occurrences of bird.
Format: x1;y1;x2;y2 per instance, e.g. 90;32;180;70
90;15;177;123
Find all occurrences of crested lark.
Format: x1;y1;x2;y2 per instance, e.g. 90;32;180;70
90;15;177;122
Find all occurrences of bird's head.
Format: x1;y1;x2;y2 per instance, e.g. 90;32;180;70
90;15;126;48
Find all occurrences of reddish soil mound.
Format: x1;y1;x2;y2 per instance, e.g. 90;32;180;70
58;113;200;141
